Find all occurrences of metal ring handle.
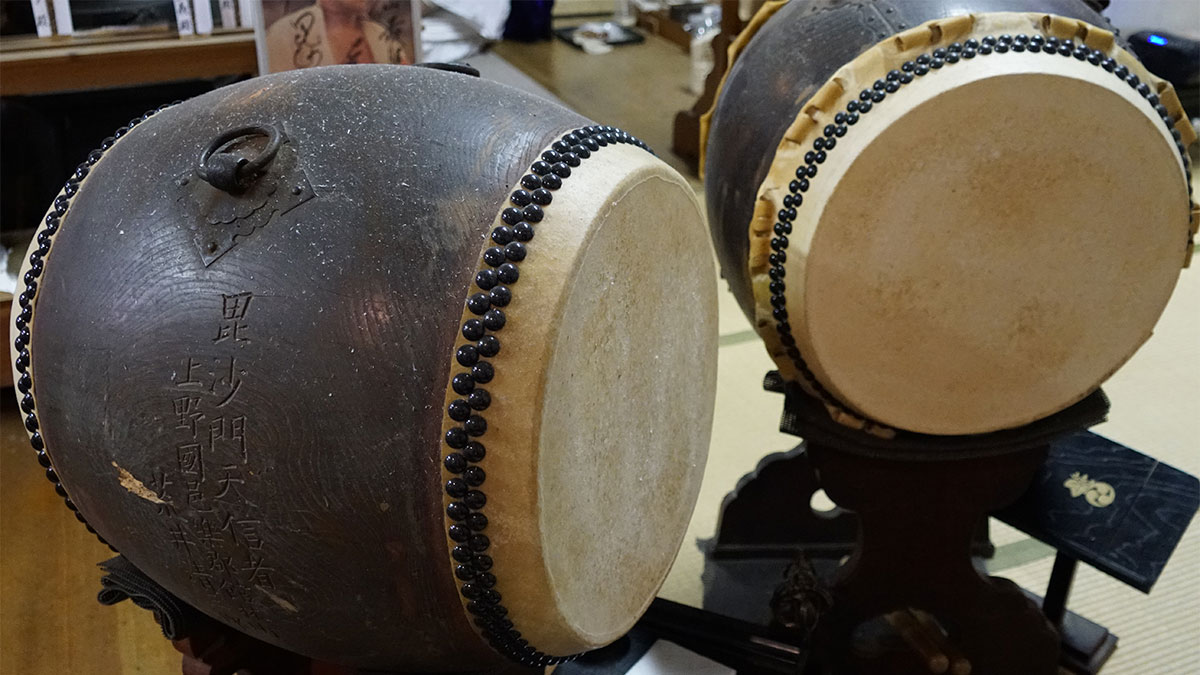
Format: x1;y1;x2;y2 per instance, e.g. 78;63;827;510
197;124;283;193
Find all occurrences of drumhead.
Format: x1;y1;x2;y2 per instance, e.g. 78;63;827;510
439;142;717;656
802;56;1188;434
741;13;1194;434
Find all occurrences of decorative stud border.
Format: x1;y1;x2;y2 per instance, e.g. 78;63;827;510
766;34;1194;429
441;125;650;667
13;103;178;549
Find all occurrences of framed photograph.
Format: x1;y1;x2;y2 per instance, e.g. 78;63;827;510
254;0;419;74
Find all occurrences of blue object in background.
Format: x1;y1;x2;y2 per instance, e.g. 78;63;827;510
1128;30;1199;120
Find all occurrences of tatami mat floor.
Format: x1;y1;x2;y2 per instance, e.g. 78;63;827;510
0;31;1196;674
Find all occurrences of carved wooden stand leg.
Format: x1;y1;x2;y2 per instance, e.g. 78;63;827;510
807;443;1059;675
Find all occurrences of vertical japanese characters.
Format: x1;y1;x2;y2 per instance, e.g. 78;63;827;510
156;291;280;632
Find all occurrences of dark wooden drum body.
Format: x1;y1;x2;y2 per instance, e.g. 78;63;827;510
10;65;718;670
705;0;1196;435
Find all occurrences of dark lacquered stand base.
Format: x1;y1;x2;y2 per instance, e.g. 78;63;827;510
100;554;801;675
171;624;536;675
714;374;1116;675
94;555;539;675
705;372;1198;675
172;615;536;675
172;620;316;675
104;570;801;675
174;631;540;675
802;442;1059;675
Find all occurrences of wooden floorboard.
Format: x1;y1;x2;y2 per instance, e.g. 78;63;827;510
1;395;180;674
491;34;700;183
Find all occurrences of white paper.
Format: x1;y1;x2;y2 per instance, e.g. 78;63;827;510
194;0;214;34
50;0;72;35
30;0;52;37
250;0;267;76
625;640;735;675
174;0;195;35
218;0;237;28
237;0;255;28
429;0;509;41
1;246;17;296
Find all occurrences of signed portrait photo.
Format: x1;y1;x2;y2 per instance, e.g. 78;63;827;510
258;0;419;73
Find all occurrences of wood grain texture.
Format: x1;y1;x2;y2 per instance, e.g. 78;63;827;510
808;440;1061;675
1;395;180;675
491;34;697;182
0;31;257;97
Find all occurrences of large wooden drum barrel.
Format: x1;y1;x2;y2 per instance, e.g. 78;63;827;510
9;65;718;670
705;1;1196;435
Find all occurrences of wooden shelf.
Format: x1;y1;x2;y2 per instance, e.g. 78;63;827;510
0;29;257;96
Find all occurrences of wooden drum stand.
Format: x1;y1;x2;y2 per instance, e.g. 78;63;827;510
708;372;1198;675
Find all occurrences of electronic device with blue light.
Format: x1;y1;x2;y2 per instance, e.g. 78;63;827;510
1129;30;1200;120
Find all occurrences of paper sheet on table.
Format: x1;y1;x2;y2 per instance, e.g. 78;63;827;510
624;640;734;675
